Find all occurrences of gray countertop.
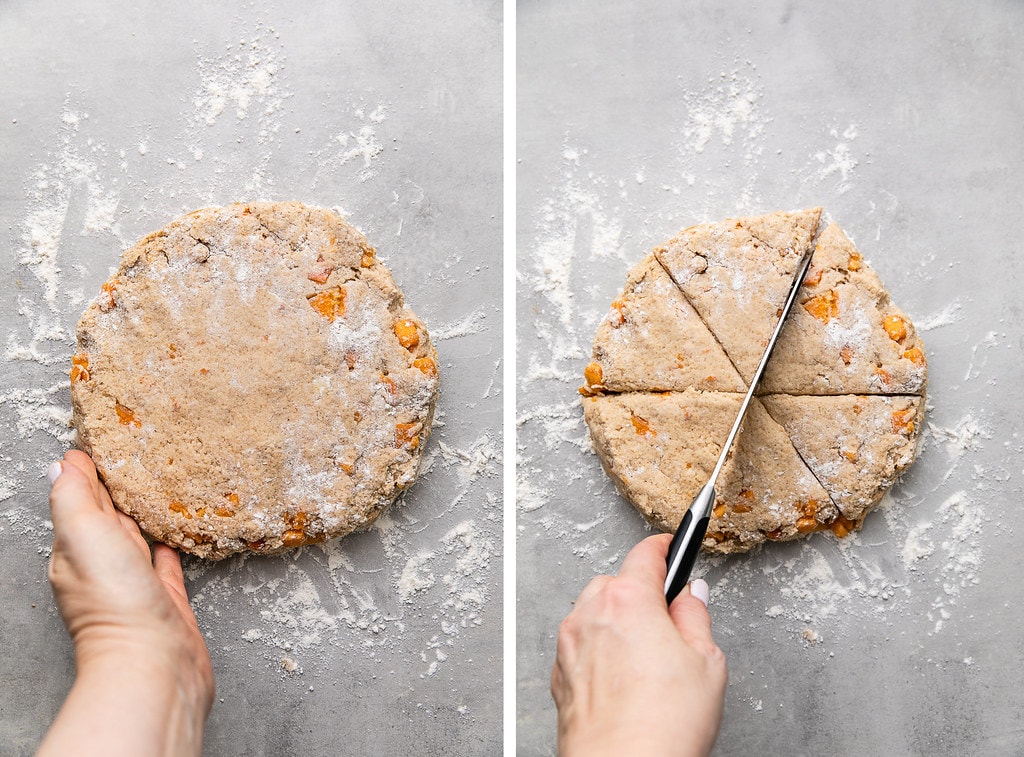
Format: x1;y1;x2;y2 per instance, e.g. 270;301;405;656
517;1;1024;754
0;1;502;754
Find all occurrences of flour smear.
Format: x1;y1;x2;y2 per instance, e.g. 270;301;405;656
517;57;995;660
2;13;498;707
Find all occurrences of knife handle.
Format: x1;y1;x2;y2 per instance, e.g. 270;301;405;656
663;483;715;604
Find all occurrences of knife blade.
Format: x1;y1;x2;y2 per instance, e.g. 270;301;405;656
664;242;817;603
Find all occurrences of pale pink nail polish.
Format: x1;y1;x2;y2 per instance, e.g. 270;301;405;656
47;461;63;485
690;578;710;607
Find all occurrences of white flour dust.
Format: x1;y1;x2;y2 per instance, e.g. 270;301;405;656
810;124;861;193
679;65;767;161
192;35;286;128
517;57;994;677
2;12;496;707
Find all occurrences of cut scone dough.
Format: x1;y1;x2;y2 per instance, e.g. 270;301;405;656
654;207;822;383
584;253;744;394
582;209;926;554
760;223;927;395
71;202;439;559
583;390;836;553
760;394;924;526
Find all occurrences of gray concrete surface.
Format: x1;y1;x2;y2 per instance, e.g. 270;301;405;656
0;1;502;754
517;1;1024;754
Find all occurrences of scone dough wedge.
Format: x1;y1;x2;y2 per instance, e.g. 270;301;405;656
584;253;744;394
582;209;927;553
654;207;823;383
71;202;440;559
583;390;837;553
760;223;927;395
760;394;924;527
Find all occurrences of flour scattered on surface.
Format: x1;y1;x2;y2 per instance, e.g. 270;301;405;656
432;309;487;341
192;34;285;128
398;552;436;601
517;54;994;695
680;67;766;159
811;125;860;193
3;11;497;714
917;299;964;331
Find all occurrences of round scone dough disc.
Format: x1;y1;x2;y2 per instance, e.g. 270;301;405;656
71;202;440;559
582;209;927;554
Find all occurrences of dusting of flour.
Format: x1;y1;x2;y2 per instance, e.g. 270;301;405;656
517;56;996;678
2;13;499;713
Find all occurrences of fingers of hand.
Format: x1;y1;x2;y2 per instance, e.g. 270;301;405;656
48;457;101;534
153;543;201;627
62;449;104;505
669;590;720;659
616;533;672;587
573;574;613;608
153;544;186;594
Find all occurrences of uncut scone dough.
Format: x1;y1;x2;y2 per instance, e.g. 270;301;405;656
581;208;927;554
71;202;439;559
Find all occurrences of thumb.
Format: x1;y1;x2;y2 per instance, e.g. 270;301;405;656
48;458;101;536
668;579;717;657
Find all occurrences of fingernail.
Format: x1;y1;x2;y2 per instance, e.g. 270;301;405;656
690;578;710;607
47;461;63;485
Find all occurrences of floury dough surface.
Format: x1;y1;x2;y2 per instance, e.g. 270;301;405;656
582;209;927;554
71;202;440;559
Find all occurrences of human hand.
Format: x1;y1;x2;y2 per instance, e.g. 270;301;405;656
551;534;727;757
38;449;214;757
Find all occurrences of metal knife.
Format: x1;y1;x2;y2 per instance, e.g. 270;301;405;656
664;243;817;603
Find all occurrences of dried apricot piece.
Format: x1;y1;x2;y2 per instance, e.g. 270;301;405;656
395;422;420;449
307;255;334;284
169;501;192;519
903;347;925;365
802;267;823;287
892;408;916;434
802;289;839;323
70;353;90;383
115;402;141;428
796;516;819;533
831;515;855;538
394;319;420;350
800;499;819;518
413;357;438;377
99;279;118;311
579;362;605;396
360;246;376;268
282;527;307;547
712;504;726;518
840;345;854;365
847;251;863;271
308;286;346;321
215;493;239;518
630;412;657;437
882;314;907;342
